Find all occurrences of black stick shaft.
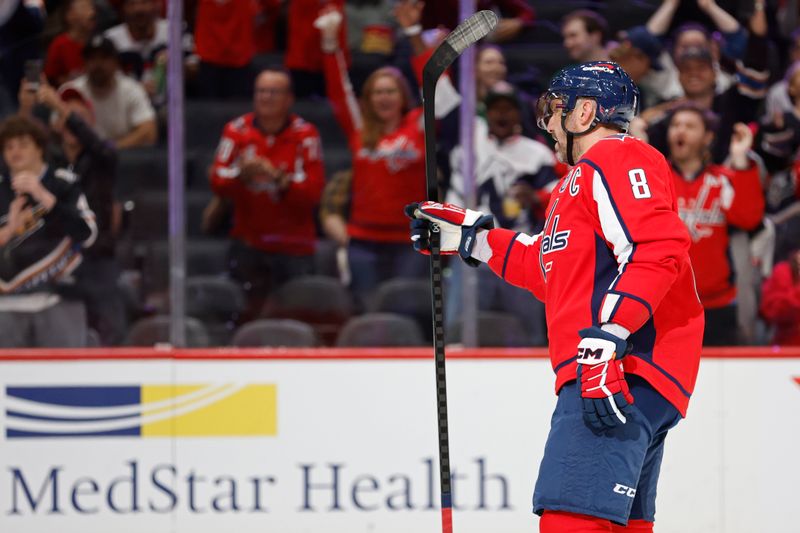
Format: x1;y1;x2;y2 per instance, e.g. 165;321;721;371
422;70;453;532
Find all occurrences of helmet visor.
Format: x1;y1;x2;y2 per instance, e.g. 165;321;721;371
536;92;567;131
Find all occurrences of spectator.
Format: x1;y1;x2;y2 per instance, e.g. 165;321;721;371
765;60;800;124
640;28;769;165
21;80;127;345
0;0;45;115
420;0;534;43
666;104;764;345
193;0;277;99
476;45;507;104
344;0;397;93
610;26;665;108
0;115;97;347
319;168;353;285
317;2;459;305
44;0;97;87
446;82;557;345
62;35;158;149
104;0;197;106
643;0;752;103
286;0;348;98
104;0;165;77
561;9;610;64
760;249;800;345
209;68;325;320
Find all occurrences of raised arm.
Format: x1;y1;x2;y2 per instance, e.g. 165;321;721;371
317;8;361;141
646;0;680;37
697;0;740;35
394;1;460;119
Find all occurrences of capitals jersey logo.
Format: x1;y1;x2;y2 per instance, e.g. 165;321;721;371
539;198;571;277
358;135;421;173
678;174;729;242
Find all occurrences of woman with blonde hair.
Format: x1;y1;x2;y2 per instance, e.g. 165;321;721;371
317;1;459;303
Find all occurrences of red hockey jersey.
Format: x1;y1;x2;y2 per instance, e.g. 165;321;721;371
482;135;704;416
322;48;459;243
210;113;324;255
673;163;764;309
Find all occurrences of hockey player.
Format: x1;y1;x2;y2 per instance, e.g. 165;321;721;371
406;62;704;532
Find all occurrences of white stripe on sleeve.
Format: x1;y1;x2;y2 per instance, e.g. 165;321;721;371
600;293;621;323
592;169;633;270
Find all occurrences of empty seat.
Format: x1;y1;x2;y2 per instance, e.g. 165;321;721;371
185;276;245;345
185;276;245;319
128;190;211;243
336;312;426;347
369;278;432;341
262;275;353;344
124;315;210;347
446;311;529;347
232;319;319;347
141;239;230;295
185;100;252;150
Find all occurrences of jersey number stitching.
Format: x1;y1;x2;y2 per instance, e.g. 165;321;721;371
628;168;651;199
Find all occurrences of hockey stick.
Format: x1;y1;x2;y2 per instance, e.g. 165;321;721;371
420;10;497;533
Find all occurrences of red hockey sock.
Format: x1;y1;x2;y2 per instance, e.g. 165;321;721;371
611;519;654;532
540;510;613;532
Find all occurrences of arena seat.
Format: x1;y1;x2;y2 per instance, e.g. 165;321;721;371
335;313;426;347
262;275;353;345
124;315;210;347
446;311;529;347
231;319;319;347
368;278;433;342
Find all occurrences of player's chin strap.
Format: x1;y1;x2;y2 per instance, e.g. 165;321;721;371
561;111;600;166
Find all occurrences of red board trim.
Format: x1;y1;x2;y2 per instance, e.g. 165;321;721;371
0;346;797;361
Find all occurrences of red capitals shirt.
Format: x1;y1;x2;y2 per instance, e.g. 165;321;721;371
44;33;85;85
322;50;427;242
210;113;325;255
195;0;263;67
481;135;704;416
285;0;348;72
673;163;764;309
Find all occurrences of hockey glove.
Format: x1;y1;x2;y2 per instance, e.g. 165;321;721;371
405;201;494;267
576;326;635;430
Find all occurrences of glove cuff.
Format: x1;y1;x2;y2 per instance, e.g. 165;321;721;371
458;213;494;266
577;326;630;361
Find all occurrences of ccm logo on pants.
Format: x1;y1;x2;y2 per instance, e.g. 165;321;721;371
613;483;637;498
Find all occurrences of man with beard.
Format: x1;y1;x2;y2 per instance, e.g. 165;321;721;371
61;35;157;149
407;62;704;532
666;103;764;345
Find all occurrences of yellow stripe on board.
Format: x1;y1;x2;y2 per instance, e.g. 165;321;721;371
141;385;277;437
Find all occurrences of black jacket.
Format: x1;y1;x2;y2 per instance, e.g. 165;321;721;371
57;113;118;259
0;165;96;294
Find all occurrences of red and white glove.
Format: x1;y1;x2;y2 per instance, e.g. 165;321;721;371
404;201;494;266
576;326;635;430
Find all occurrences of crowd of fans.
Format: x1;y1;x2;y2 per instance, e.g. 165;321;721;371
0;0;798;348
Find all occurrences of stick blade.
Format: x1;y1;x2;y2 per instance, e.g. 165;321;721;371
444;10;498;54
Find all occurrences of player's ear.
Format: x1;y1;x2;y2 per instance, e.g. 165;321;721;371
578;98;596;128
